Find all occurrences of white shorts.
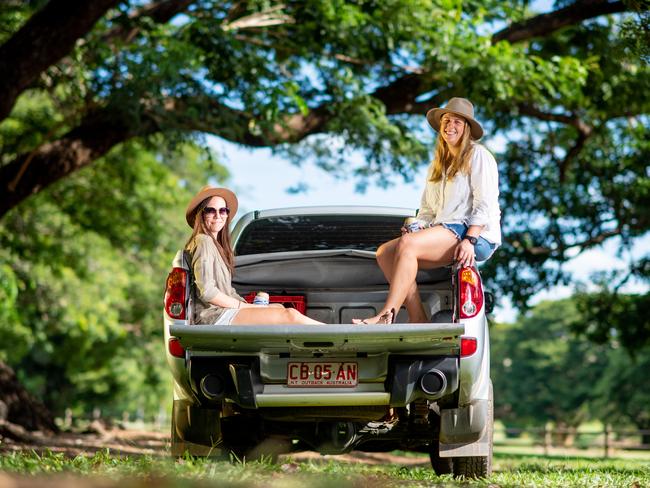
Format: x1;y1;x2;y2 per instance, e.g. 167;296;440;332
214;308;239;325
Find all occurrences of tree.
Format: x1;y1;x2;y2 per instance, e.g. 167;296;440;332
590;345;650;445
0;0;648;310
0;137;226;423
491;299;610;432
492;295;650;444
572;260;650;351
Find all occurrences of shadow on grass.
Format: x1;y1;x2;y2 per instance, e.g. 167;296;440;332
494;451;650;476
495;451;634;463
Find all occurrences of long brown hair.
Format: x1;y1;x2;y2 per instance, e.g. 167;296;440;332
428;118;474;182
184;197;235;274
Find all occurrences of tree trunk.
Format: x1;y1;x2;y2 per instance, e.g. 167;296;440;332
0;360;58;436
0;0;120;121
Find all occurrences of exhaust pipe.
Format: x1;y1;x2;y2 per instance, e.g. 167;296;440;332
200;374;225;400
419;369;447;397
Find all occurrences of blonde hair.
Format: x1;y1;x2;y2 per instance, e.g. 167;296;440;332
184;197;235;274
428;118;474;182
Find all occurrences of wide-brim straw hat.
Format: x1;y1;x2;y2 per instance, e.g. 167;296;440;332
426;97;484;140
185;185;238;228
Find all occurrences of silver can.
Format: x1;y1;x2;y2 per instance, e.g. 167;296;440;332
253;291;270;305
404;217;423;233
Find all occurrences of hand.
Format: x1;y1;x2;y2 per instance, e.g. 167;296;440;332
400;226;408;235
454;239;475;268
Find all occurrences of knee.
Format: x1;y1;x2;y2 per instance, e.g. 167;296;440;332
395;234;415;255
285;307;301;322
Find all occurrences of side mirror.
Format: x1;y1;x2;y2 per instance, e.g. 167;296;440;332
484;291;495;315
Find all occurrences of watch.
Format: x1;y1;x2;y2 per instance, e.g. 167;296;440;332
463;235;478;246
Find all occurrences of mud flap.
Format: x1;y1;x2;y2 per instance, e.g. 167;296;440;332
438;400;489;457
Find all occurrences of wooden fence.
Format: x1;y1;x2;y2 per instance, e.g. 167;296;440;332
495;424;650;458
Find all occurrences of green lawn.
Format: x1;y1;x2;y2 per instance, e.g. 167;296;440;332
0;449;648;487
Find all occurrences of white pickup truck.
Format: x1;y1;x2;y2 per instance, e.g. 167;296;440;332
163;206;494;477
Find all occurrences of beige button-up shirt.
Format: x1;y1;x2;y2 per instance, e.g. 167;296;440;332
417;143;502;245
187;234;245;324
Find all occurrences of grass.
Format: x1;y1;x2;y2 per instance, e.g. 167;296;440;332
0;449;649;487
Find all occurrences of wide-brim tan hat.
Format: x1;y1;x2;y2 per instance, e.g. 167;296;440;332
185;186;238;228
426;97;484;140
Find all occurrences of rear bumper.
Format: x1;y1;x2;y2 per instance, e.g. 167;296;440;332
187;355;459;408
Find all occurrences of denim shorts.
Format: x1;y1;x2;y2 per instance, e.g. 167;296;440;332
440;223;498;262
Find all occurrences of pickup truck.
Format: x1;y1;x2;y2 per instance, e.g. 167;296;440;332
163;206;494;477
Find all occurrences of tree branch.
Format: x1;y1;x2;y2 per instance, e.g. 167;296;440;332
523;227;622;257
0;418;49;444
0;107;151;218
560;131;590;182
0;0;120;122
0;71;449;218
517;103;593;134
517;103;593;182
103;0;194;44
492;0;628;44
222;4;295;31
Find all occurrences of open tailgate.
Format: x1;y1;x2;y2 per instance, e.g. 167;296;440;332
170;323;463;354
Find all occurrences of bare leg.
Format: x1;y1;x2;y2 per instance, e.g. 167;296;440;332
232;306;323;325
376;239;428;322
358;226;458;324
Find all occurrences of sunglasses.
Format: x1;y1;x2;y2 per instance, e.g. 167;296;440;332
203;206;230;217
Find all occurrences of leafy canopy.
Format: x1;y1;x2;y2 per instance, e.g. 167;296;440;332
0;1;647;311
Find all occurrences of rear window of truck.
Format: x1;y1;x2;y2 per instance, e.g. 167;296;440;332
235;215;406;255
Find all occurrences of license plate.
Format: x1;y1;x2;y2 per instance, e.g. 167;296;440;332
287;362;358;387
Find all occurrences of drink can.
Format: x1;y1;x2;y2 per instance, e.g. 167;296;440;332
253;291;270;305
404;217;423;233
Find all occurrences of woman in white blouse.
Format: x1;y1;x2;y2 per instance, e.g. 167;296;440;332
185;186;323;325
354;98;501;325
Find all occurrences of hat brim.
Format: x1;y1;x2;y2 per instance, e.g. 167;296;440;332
426;108;484;140
185;187;238;228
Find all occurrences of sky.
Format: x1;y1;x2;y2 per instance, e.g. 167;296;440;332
210;135;648;324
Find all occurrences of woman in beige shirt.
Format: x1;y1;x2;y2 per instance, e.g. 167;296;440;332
185;186;322;325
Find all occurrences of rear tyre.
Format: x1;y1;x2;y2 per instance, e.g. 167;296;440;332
452;381;494;478
429;444;453;475
170;399;223;457
220;415;276;462
428;412;453;475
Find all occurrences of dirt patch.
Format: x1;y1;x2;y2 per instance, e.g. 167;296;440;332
0;427;429;466
0;427;169;458
287;450;429;466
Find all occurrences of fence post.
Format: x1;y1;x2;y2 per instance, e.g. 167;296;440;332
543;423;551;455
604;424;610;459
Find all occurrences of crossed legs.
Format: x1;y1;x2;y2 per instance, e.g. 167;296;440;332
362;225;458;324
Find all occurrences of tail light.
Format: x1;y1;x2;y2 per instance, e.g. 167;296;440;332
164;267;188;320
460;337;478;357
458;266;483;319
168;338;185;358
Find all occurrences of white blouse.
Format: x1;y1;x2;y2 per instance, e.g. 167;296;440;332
417;143;502;245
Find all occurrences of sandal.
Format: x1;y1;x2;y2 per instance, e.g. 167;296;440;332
354;308;395;325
